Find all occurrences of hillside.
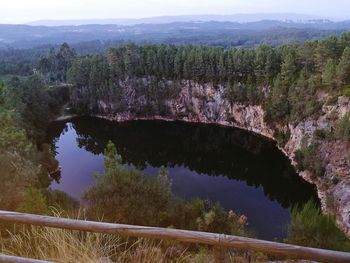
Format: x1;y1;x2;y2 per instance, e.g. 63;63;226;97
28;13;330;26
1;19;350;49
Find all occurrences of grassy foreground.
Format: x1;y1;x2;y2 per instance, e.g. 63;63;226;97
0;221;266;263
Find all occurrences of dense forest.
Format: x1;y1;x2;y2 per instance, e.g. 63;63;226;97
60;33;350;126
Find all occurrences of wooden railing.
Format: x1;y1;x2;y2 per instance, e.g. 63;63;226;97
0;254;52;263
0;210;349;263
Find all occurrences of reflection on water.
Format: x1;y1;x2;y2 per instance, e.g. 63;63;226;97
46;117;318;240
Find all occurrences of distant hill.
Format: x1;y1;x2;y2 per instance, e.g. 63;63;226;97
1;19;350;50
27;13;332;26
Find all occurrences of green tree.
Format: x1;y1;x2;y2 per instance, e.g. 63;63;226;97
287;200;350;251
265;74;290;123
337;47;350;86
298;41;317;72
224;81;247;103
281;47;299;86
38;43;76;82
340;32;350;50
8;75;51;139
315;36;341;72
255;45;279;85
83;142;171;226
0;106;42;211
289;71;321;123
322;59;337;89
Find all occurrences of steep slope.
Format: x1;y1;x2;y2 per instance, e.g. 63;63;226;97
73;79;350;236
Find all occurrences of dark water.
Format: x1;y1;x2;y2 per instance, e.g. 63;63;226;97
46;117;318;241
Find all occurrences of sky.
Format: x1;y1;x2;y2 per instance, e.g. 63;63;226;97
0;0;349;24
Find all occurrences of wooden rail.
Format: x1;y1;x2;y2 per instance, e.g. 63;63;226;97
0;254;52;263
0;210;350;263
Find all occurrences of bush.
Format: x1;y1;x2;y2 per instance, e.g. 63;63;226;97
274;129;291;146
341;85;350;97
45;189;79;212
313;129;327;140
16;188;48;215
295;143;325;177
287;200;350;251
83;163;171;226
164;199;251;237
333;113;350;141
83;142;180;226
84;142;251;236
325;96;339;105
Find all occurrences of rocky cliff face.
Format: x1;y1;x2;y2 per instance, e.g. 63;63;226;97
94;79;350;236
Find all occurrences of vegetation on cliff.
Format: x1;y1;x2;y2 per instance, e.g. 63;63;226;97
58;34;350;126
0;80;76;216
0;81;47;212
287;200;350;251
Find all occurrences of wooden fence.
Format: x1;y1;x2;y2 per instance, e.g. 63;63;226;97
0;210;349;263
0;254;52;263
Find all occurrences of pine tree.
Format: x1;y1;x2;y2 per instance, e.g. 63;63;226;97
337;47;350;86
281;48;298;86
322;59;337;89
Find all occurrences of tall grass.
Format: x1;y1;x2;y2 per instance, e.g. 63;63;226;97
0;210;190;263
0;218;266;262
0;225;193;263
1;226;121;263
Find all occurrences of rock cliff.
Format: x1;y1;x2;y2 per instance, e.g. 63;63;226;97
92;79;350;236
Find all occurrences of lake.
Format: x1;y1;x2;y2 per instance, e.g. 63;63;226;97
46;116;318;241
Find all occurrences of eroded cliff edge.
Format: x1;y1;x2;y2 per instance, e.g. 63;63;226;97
71;79;350;236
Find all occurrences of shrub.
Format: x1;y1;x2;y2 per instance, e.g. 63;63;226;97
274;129;291;146
165;199;251;237
83;164;171;226
313;129;327;140
45;189;79;212
287;200;350;251
341;85;350;97
16;188;48;215
224;82;247;104
333;113;350;141
83;142;179;226
84;142;251;236
295;143;325;177
325;95;338;105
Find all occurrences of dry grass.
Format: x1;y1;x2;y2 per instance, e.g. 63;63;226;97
0;211;190;263
0;225;193;263
0;225;269;262
0;211;266;262
1;226;120;263
0;210;188;263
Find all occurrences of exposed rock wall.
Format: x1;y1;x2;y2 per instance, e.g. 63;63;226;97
93;79;350;236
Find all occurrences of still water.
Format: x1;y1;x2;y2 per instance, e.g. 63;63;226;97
46;117;318;240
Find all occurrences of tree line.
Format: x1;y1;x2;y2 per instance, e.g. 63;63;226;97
61;33;350;124
66;33;350;86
